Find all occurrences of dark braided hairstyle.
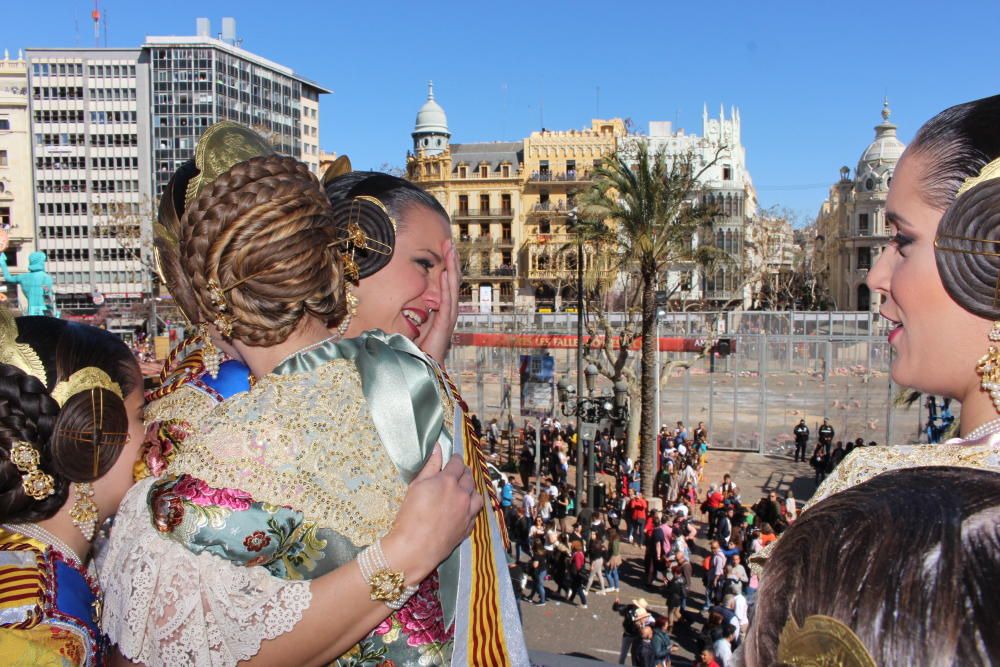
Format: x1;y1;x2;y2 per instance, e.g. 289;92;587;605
906;94;1000;319
180;155;345;346
0;317;140;523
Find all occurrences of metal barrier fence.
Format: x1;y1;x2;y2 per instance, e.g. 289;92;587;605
446;311;927;452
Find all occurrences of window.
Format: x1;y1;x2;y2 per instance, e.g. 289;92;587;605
722;165;732;180
480;164;489;178
0;207;10;228
501;164;510;178
501;194;512;215
458;165;468;179
857;247;872;270
0;150;6;166
458;195;469;215
539;219;551;234
0;119;9;131
858;213;870;235
479;194;490;212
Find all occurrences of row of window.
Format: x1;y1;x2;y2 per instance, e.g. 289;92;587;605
36;179;140;194
43;247;136;262
36;156;86;170
90;134;138;147
39;202;88;216
92;157;139;169
51;271;143;287
91;111;137;124
40;222;141;239
36;133;85;146
34;110;85;123
32;87;137;102
31;63;137;78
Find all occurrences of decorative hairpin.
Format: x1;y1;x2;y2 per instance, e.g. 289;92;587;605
10;441;55;500
206;278;235;336
330;196;395;283
778;614;876;667
51;367;123;406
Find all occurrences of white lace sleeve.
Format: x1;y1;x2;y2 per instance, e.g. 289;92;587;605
99;479;313;667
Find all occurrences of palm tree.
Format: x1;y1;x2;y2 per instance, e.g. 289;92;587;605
577;140;720;495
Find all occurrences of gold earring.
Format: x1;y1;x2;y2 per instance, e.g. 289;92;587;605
70;482;98;541
976;321;1000;415
199;323;223;379
337;289;359;338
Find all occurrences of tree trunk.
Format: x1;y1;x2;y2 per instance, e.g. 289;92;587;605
639;273;657;496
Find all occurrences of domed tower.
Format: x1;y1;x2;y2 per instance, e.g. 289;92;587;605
855;99;905;196
412;81;450;156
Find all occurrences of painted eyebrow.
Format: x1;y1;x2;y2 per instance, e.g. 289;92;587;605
885;210;912;230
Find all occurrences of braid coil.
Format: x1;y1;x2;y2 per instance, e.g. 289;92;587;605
180;155;346;346
935;178;1000;320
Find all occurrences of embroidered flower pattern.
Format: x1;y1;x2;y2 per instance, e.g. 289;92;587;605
374;571;452;655
172;474;253;511
149;484;184;533
243;531;271;552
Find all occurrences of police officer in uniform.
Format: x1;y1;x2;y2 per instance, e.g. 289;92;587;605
793;419;810;462
818;418;835;457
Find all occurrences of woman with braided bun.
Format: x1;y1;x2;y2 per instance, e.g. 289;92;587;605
745;95;1000;666
0;314;143;665
99;123;512;667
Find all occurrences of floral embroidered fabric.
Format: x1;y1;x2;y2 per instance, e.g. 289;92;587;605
99;480;313;667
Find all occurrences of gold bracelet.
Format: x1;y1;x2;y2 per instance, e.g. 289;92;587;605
357;538;419;611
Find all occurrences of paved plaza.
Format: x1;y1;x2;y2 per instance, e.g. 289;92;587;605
515;449;820;665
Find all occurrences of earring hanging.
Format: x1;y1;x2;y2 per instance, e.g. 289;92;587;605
976;321;1000;415
69;482;99;541
199;323;223;379
336;288;359;338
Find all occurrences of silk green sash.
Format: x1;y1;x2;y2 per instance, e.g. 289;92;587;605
273;330;460;626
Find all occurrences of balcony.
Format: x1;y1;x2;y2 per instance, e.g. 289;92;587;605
526;170;592;184
526;201;572;216
454;234;516;248
461;264;517;280
452;208;514;219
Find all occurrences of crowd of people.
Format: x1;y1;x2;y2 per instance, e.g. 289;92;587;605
791;417;880;484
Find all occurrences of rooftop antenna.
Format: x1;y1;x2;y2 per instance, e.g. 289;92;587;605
91;1;100;47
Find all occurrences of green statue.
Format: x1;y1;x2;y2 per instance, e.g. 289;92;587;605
0;250;60;317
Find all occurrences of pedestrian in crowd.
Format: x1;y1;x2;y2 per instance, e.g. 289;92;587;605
519;440;535;490
567;540;589;608
711;623;734;667
818;417;835;457
810;440;828;484
626;490;649;545
523;486;537;520
528;516;546;544
793;418;810;462
537;490;553;523
499;474;513;511
527;544;548;605
650;616;673;667
585;530;608;595
606;527;622;592
696;647;720;667
784;490;798;523
613;598;652;665
830;439;846;468
693;421;707;443
470;412;483;439
510;505;531;562
488;417;500;454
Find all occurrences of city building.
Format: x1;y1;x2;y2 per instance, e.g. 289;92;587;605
814;100;903;311
22;17;329;327
0;49;36;308
407;83;626;312
25;46;151;325
145;17;329;199
632;106;758;307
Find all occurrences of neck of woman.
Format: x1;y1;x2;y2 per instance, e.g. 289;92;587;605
233;316;334;378
958;384;1000;438
34;507;90;567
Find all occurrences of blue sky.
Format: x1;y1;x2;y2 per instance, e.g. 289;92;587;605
4;0;999;223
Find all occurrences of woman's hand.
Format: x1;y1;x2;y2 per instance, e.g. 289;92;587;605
383;445;482;582
418;240;460;363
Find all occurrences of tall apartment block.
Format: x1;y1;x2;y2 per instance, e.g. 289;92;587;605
25;47;151;321
146;17;327;198
24;18;328;327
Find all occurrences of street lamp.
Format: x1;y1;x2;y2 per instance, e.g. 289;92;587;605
556;368;630;509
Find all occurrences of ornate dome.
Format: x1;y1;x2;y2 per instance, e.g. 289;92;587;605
856;99;905;194
413;80;449;136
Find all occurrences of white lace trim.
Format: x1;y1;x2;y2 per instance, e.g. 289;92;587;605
100;479;313;667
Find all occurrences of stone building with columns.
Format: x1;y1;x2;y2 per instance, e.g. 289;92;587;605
814;101;904;311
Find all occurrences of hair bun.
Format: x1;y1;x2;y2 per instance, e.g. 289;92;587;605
328;197;396;280
935;178;1000;320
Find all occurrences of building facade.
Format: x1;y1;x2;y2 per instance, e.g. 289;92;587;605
814;101;903;311
25;47;151;324
0;50;36;308
633;106;758;307
20;18;328;328
407;83;626;312
146;17;329;199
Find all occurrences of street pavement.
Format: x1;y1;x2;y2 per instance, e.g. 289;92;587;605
515;449;820;665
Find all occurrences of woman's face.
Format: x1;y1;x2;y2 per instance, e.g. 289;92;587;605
348;204;451;343
867;152;992;398
94;387;145;520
